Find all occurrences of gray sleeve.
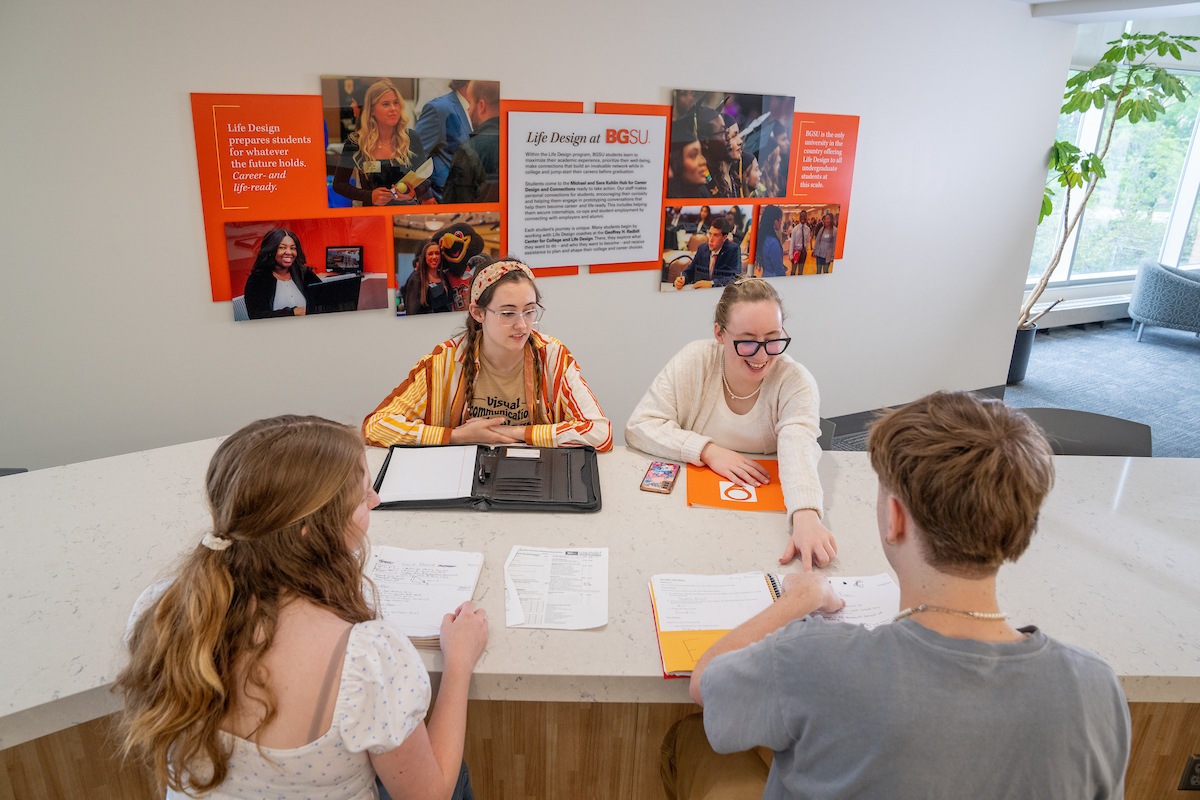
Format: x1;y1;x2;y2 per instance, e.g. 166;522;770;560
699;633;794;753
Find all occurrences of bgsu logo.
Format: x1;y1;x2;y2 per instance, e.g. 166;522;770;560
606;128;650;144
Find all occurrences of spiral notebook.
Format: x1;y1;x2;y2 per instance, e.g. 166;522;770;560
648;572;902;677
648;572;783;677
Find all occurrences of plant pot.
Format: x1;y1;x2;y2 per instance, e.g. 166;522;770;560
1006;324;1037;385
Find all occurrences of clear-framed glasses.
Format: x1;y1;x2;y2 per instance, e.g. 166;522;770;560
731;335;791;357
484;304;544;327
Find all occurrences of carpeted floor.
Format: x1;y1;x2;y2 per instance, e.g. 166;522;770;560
832;320;1200;457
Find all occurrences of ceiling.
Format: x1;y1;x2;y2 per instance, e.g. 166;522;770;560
1025;0;1200;22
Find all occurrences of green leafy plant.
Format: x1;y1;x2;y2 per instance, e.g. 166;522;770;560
1019;31;1199;329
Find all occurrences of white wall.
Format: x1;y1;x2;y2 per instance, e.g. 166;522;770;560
0;0;1075;470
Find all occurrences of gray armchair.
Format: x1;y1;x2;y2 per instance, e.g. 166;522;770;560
1128;260;1200;341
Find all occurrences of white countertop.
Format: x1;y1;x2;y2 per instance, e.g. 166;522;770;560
2;443;1198;748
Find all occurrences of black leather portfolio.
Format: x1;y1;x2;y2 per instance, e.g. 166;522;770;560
373;444;601;513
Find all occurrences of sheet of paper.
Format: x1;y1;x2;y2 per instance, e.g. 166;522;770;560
650;572;776;632
814;573;900;630
503;546;608;630
368;546;484;638
377;445;478;503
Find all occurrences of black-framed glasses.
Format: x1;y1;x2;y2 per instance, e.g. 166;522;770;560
731;336;791;357
483;304;544;327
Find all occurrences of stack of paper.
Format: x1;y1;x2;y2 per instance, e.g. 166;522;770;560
368;546;484;648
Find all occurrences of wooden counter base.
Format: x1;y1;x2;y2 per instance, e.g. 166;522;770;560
2;702;1197;800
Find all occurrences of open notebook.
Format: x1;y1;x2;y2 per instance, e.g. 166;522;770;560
648;572;900;677
367;546;484;648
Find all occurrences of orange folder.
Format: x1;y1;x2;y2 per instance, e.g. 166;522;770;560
648;573;782;677
685;461;786;512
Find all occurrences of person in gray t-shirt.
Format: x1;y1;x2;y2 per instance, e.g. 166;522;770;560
669;391;1130;800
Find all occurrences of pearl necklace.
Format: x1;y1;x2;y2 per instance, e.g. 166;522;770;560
893;603;1009;622
721;362;762;401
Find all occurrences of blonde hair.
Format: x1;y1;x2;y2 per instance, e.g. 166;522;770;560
115;416;373;795
867;392;1055;577
713;277;784;329
459;260;546;424
352;79;414;167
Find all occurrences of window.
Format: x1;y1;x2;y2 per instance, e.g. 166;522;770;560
1028;69;1200;285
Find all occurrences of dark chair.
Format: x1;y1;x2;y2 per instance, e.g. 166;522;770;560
1020;408;1152;457
665;254;692;284
818;418;836;452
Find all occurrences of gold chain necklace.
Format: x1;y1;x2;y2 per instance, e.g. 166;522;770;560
893;603;1008;622
721;361;761;401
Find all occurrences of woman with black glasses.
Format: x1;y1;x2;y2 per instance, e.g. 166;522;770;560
626;277;836;570
364;257;612;451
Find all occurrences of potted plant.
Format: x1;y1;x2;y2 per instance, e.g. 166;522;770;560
1009;30;1199;384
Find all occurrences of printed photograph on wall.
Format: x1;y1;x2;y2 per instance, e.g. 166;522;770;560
320;76;502;208
394;212;502;316
754;203;841;277
667;90;795;200
660;204;751;292
225;217;391;321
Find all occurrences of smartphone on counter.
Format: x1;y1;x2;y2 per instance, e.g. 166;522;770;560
640;461;681;494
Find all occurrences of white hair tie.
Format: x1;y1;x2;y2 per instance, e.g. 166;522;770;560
201;532;233;551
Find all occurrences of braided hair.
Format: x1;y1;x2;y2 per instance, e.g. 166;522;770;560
459;259;546;424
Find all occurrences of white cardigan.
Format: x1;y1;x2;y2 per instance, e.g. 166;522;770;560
625;339;824;521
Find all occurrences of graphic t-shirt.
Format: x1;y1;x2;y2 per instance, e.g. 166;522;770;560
469;358;529;425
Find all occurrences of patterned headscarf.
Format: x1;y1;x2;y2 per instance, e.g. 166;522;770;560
470;260;536;308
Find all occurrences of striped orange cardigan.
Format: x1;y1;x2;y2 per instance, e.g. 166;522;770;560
363;330;612;450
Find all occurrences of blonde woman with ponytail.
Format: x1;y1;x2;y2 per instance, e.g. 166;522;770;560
363;257;612;450
116;415;488;799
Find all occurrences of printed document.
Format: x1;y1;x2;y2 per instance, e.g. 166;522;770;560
650;572;778;632
504;545;608;629
814;573;900;629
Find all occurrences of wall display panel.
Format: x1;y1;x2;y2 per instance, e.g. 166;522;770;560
224;217;391;321
750;203;842;277
792;113;859;260
657;106;858;293
498;99;585;277
321;76;503;208
394;212;501;316
194;81;502;306
192;94;329;301
668;90;795;201
194;91;857;310
660;204;752;291
591;102;673;274
506;110;667;272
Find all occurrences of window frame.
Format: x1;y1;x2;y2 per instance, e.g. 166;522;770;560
1028;64;1200;288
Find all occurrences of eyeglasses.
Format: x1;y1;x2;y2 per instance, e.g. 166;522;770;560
483;304;544;327
730;336;791;357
